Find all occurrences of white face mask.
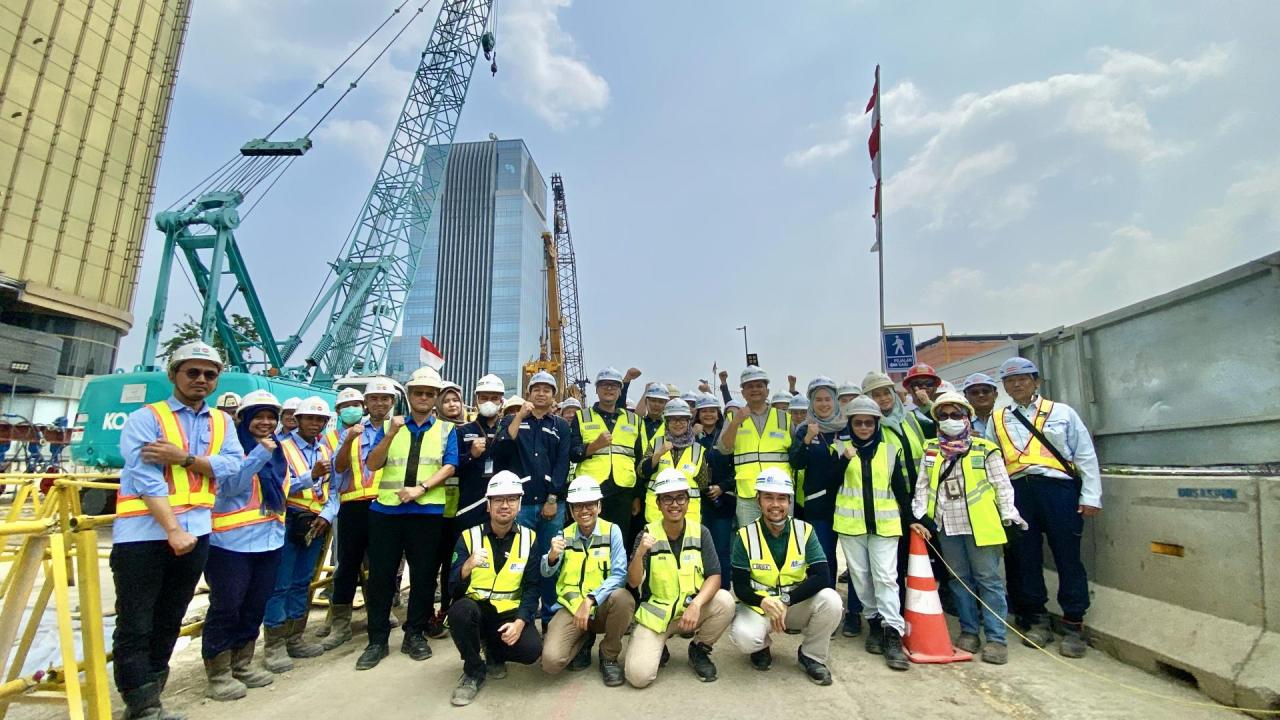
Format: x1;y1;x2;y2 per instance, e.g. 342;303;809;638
478;401;500;418
939;418;968;436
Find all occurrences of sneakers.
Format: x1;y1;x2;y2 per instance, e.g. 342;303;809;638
451;673;484;707
1021;614;1054;649
982;641;1009;664
955;631;981;654
568;634;594;671
864;617;884;655
1060;623;1088;658
354;642;389;671
749;647;773;671
841;611;862;638
882;626;910;671
401;631;432;661
687;641;718;682
599;657;624;687
797;648;832;686
426;609;449;640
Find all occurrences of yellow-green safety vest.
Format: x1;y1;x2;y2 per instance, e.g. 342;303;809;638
640;417;665;454
645;441;704;524
462;524;535;614
634;521;705;634
922;438;1007;547
342;421;388;503
884;413;926;486
992;399;1071;476
576;408;641;488
554;519;615;615
731;408;791;499
117;402;227;518
738;517;811;614
833;440;902;537
378;419;453;507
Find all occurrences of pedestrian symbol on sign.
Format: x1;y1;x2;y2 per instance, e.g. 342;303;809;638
881;328;916;373
892;336;906;355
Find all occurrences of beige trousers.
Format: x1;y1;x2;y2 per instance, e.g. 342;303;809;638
623;589;735;689
540;591;636;673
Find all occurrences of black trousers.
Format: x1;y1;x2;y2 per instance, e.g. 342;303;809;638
431;517;461;613
365;511;440;644
202;545;282;658
110;536;210;692
600;490;641;554
446;597;542;679
331;499;372;605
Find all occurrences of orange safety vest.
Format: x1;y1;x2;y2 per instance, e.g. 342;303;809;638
116;402;228;518
341;421;387;503
993;398;1069;476
281;435;333;513
212;465;288;532
323;428;341;455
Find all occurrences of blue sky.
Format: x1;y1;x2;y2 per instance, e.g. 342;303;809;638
119;0;1280;394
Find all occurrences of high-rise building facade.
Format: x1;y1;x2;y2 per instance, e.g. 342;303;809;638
386;139;547;398
0;0;191;417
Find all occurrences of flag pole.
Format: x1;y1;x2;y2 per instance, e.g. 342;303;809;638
868;65;886;371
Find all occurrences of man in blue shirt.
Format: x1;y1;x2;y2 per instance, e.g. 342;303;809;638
112;341;244;719
494;371;570;628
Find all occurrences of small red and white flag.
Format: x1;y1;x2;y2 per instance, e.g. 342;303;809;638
866;65;883;253
419;336;445;371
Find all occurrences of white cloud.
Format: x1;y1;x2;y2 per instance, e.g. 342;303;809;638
313;120;388;170
499;0;610;129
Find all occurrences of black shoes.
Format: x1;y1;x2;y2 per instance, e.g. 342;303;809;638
569;634;595;671
354;642;389;671
401;631;432;661
864;617;884;655
688;641;718;682
600;657;624;687
749;647;773;671
882;626;909;671
797;648;832;685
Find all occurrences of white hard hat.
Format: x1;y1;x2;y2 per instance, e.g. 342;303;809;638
788;394;809;411
440;381;463;397
475;373;506;394
860;371;895;394
295;396;333;418
363;377;399;397
695;393;722;411
336;387;364;406
236;390;281;419
643;382;668;400
282;397;302;411
528;371;557;392
740;366;769;385
931;391;974;419
837;381;862;397
406;366;444;390
566;476;603;504
725;398;744;411
755;467;795;496
503;395;525;410
770;391;792;405
680;391;699;406
962;373;998;392
651;468;691;496
595;367;624;385
999;357;1039;380
168;341;223;371
216;391;241;408
847;396;882;418
560;396;582;410
663;398;692;418
808;376;838;396
486;470;525;498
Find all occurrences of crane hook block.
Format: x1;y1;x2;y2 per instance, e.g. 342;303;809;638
482;31;496;58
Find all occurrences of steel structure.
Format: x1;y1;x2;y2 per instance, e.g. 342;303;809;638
550;174;586;392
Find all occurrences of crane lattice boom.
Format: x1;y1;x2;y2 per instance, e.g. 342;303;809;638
550;174;586;392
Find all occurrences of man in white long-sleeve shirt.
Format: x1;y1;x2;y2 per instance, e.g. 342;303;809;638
984;357;1101;659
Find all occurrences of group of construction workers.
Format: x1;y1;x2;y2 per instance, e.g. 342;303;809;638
110;340;1100;717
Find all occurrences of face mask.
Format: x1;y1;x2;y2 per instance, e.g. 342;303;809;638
938;418;968;436
338;407;364;425
478;401;500;418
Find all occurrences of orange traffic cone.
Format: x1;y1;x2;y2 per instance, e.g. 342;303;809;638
902;531;972;664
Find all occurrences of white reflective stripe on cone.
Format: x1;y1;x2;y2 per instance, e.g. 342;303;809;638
906;587;943;615
907;552;933;579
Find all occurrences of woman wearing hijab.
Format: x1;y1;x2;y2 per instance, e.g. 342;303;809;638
789;377;863;635
693;393;734;587
429;380;467;638
910;392;1026;665
638;399;709;526
202;390;294;700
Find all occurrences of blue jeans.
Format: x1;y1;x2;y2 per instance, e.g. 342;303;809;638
939;533;1007;643
705;514;735;590
264;532;327;628
1010;476;1089;622
517;501;565;622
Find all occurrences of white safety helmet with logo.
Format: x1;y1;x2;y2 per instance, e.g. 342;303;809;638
740;365;769;385
216;391;241;409
643;382;668;400
406;366;444;390
485;470;525;498
560;396;582;411
566;476;603;504
236;390;281;419
168;341;223;372
788;394;809;411
662;398;692;418
336;387;364;406
363;377;399;398
837;381;862;398
528;371;557;393
282;397;302;412
754;467;795;496
651;468;692;497
595;367;624;386
770;391;792;405
295;396;333;419
846;396;883;418
475;374;506;394
695;393;723;411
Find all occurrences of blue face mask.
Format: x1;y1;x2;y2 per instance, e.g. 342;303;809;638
338;407;364;426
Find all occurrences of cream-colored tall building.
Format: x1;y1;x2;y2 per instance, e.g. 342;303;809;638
0;0;190;401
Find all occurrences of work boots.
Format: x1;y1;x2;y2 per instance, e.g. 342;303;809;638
230;642;274;688
203;651;247;701
1060;621;1088;658
320;604;353;651
797;648;833;686
864;617;885;655
687;641;718;682
1021;614;1055;649
882;626;910;671
285;617;325;659
262;624;294;673
841;610;862;637
147;671;186;720
121;682;164;720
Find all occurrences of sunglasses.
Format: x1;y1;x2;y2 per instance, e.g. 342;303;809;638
936;411;968;421
851;419;877;428
183;368;219;381
658;494;690;506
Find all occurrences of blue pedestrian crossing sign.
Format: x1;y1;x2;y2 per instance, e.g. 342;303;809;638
882;328;916;372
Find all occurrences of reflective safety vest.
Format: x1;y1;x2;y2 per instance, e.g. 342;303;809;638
640;417;665;455
884;413;927;487
554;519;615;615
921;438;1006;547
281;436;332;513
323;428;341;455
645;441;703;524
731;408;791;499
212;465;288;533
378;419;453;507
576;408;641;488
463;524;535;614
738;517;811;614
833;440;902;537
116;402;227;518
342;421;388;503
993;399;1070;476
634;521;705;634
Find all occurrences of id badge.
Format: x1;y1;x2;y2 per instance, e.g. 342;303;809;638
944;478;963;499
484;458;494;475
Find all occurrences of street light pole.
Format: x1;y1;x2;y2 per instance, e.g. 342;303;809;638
735;325;750;363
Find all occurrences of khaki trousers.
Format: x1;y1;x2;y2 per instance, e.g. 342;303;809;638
728;587;843;664
623;589;735;689
540;591;636;673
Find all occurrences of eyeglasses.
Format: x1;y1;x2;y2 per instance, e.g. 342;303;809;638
488;496;521;507
907;380;938;390
935;411;968;421
569;503;598;513
851;419;877;428
658;494;690;506
183;368;219;381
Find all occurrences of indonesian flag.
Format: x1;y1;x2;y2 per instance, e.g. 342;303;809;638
419;336;445;371
866;65;883;253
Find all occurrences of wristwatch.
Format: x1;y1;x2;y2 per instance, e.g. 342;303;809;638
180;455;195;469
780;591;791;605
545;494;558;504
